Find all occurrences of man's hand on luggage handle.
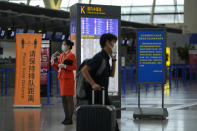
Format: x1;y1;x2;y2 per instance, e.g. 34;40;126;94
112;55;116;60
92;83;101;90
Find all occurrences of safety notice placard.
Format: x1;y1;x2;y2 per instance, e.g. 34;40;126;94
137;30;166;83
14;34;42;107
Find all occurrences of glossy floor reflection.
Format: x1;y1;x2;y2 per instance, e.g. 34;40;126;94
1;81;197;131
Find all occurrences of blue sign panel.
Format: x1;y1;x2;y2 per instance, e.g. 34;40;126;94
137;30;165;83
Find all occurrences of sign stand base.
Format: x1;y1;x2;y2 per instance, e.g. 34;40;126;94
133;83;168;120
133;107;168;120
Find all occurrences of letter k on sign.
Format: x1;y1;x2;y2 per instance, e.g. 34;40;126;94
81;6;85;14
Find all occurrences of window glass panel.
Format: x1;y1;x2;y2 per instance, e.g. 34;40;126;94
110;0;133;6
91;0;112;5
155;6;175;13
81;0;90;4
121;7;132;14
30;0;44;7
9;0;27;4
154;15;175;23
177;0;184;5
156;0;174;5
68;0;78;7
177;5;184;12
131;7;152;14
121;16;130;21
174;14;184;23
130;15;150;23
61;0;70;8
132;0;154;6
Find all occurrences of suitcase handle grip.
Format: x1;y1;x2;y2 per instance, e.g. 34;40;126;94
92;87;105;105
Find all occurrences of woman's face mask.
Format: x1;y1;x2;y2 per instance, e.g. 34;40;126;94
61;44;66;52
61;42;70;53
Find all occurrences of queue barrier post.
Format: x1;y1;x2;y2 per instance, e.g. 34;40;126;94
181;65;186;86
5;69;8;96
121;67;126;94
184;65;187;86
0;69;4;96
56;71;60;97
44;71;54;106
189;65;192;84
130;66;134;91
169;66;172;89
146;84;149;92
175;66;179;88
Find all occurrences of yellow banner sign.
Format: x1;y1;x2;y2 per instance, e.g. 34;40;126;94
166;47;170;66
14;34;42;107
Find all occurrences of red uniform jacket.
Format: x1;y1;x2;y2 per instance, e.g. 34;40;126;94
52;51;76;79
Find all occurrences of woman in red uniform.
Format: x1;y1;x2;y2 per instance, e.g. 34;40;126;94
51;40;76;125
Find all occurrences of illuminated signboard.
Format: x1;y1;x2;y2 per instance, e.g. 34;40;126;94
81;17;118;61
70;3;120;96
137;30;166;83
80;17;119;93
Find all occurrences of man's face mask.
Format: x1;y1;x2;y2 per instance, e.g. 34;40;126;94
108;41;117;56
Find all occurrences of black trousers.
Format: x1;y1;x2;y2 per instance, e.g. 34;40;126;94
62;95;74;121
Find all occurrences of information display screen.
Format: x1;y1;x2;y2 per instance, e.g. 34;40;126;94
137;30;165;83
81;17;119;94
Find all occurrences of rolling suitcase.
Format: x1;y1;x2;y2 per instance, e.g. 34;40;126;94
76;89;116;131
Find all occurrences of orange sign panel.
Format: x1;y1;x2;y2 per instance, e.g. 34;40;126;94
14;34;42;107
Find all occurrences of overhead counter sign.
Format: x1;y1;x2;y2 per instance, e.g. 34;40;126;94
137;29;166;84
81;5;105;15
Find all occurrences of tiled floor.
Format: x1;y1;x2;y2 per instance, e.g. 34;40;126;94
1;81;197;131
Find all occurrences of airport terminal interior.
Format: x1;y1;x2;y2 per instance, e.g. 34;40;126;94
1;0;197;131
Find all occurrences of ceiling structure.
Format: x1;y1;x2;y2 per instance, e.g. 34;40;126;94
0;1;182;39
7;0;184;24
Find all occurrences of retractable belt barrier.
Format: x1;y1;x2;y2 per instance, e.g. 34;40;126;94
1;65;197;97
121;65;197;94
0;68;60;100
0;68;15;96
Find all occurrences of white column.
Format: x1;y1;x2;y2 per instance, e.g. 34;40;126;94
150;0;156;24
184;0;197;33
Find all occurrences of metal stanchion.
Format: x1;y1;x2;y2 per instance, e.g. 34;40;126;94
181;66;184;85
122;67;126;94
169;66;172;89
1;69;4;95
5;69;8;96
184;65;187;86
175;66;179;88
190;65;192;84
146;84;149;92
154;84;157;91
56;71;60;97
43;71;54;106
195;66;197;82
130;66;134;91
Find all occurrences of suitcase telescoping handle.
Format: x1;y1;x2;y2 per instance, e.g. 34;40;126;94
92;87;105;105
